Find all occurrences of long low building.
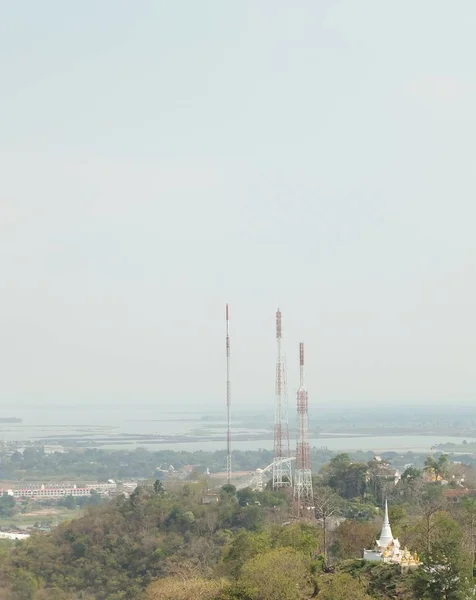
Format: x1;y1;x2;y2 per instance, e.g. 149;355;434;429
0;531;30;540
1;483;117;499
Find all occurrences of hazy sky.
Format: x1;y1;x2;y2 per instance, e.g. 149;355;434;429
1;1;475;410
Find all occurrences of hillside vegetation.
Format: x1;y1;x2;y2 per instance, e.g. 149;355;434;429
0;453;474;599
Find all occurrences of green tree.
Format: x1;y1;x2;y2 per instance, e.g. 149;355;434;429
240;547;311;600
323;454;368;500
59;495;76;510
402;466;422;482
272;522;322;557
366;458;395;505
424;454;449;481
153;480;165;495
88;489;102;506
22;447;42;470
457;497;476;581
146;576;228;600
342;500;376;522
223;530;272;576
388;504;407;538
413;512;470;600
0;494;16;517
10;569;38;600
317;572;372;600
221;484;237;496
20;498;33;514
35;587;76;600
397;466;424;504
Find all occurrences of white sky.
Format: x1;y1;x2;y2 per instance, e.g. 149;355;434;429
0;1;475;409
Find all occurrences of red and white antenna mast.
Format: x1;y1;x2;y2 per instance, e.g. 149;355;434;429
294;342;313;513
226;304;232;484
272;309;293;489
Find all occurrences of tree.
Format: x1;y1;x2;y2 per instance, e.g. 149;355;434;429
0;495;16;517
223;530;272;576
388;504;407;538
88;489;102;506
10;569;38;600
272;522;322;557
366;458;395;505
240;547;311;600
22;447;41;470
146;576;228;600
313;486;341;565
455;497;476;581
233;504;263;531
412;512;470;600
323;454;368;500
402;466;422;483
153;480;165;495
317;573;372;600
424;455;449;481
342;501;376;522
59;495;76;510
397;466;424;504
35;587;77;600
415;484;446;555
331;520;376;560
20;498;33;514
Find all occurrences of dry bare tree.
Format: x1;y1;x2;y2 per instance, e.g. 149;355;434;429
314;486;341;566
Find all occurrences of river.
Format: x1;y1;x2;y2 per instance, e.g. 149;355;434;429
0;406;473;454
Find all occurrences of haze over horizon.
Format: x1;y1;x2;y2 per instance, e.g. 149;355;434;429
1;1;475;412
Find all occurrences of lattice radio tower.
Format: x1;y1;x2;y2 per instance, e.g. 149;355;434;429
272;309;293;489
294;342;313;512
225;304;232;484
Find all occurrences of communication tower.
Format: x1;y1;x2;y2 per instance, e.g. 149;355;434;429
272;309;293;489
225;304;232;484
294;342;313;512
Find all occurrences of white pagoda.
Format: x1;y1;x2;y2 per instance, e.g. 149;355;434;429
364;500;419;567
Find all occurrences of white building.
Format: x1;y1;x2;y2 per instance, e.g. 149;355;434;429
43;445;65;454
0;531;30;541
394;470;401;485
364;500;420;567
2;482;117;499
